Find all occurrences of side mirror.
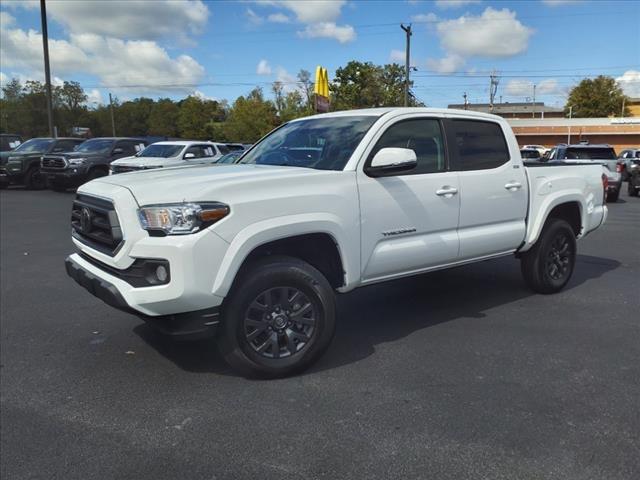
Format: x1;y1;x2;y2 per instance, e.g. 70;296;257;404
366;148;417;177
113;148;124;154
184;152;196;159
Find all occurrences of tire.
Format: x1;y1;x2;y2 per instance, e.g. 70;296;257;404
521;218;576;294
606;190;620;202
48;180;67;192
217;255;336;378
629;181;639;197
24;167;46;190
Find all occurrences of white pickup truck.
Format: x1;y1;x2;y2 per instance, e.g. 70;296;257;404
65;108;608;377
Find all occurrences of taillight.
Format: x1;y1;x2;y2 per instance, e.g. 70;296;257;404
602;173;608;202
616;163;623;173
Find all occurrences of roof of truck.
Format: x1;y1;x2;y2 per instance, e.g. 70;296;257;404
292;107;504;122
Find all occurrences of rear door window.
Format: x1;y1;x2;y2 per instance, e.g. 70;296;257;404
449;120;510;170
217;144;230;155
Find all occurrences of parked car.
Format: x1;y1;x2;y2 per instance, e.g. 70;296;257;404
0;134;22;152
627;158;640;197
65;108;608;378
224;143;246;152
216;150;244;164
522;144;548;157
548;143;621;202
41;137;147;191
618;148;640;181
109;141;226;174
520;148;542;161
0;137;85;189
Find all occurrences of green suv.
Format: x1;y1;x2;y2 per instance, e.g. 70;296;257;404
0;137;85;189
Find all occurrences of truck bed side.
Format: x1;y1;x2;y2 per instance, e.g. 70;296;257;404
520;162;606;252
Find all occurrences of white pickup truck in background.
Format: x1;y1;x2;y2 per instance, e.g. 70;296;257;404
65;108;607;377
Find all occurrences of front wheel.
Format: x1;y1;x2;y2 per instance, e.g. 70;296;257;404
521;219;576;294
217;255;336;378
24;167;46;190
629;181;639;197
607;190;620;202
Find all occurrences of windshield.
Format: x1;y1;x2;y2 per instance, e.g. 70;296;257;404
217;151;243;164
75;139;114;154
137;144;184;158
14;139;54;153
564;147;616;160
239;115;379;170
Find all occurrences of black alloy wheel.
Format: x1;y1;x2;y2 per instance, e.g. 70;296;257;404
545;232;572;282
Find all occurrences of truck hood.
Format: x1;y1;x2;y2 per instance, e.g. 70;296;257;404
92;163;327;205
110;156;178;168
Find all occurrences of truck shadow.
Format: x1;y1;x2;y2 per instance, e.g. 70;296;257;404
134;254;620;377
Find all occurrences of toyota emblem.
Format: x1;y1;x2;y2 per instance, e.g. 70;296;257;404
80;207;92;233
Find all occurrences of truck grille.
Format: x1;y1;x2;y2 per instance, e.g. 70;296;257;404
42;156;67;169
71;194;123;256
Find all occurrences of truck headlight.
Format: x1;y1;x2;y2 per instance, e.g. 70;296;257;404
68;158;87;165
137;202;229;235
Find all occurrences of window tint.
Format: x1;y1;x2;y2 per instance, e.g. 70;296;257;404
217;144;230;155
564;147;616;160
450;120;510;170
369;118;446;175
114;141;137;155
199;145;216;157
184;146;209;158
54;140;76;152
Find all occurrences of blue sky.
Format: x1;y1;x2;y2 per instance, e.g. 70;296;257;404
1;0;638;108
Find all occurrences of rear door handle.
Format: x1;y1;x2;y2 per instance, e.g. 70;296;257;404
436;186;458;197
505;182;522;191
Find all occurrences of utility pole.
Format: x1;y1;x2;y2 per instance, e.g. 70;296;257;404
463;92;468;110
401;23;412;107
532;84;536;118
489;71;499;112
108;93;116;136
567;105;573;144
40;0;55;138
621;97;626;117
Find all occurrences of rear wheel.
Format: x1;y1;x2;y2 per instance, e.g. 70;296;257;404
521;218;576;294
24;167;46;190
629;180;639;197
607;189;620;202
217;255;336;378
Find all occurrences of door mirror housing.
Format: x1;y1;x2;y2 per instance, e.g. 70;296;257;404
366;148;417;177
184;152;196;159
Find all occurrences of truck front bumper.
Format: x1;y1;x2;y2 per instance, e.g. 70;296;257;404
42;166;89;185
65;255;221;339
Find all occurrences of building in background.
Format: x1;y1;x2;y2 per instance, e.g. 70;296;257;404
507;117;640;152
626;97;640;117
448;102;565;119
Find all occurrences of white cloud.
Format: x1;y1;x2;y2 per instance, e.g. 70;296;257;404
298;22;356;43
435;0;481;8
274;66;300;93
86;88;103;105
411;13;438;23
0;22;206;95
246;8;264;25
505;78;560;97
436;7;533;58
426;54;465;74
617;70;640;98
256;59;272;75
192;89;217;101
267;13;291;23
389;49;406;63
261;1;347;23
0;11;16;28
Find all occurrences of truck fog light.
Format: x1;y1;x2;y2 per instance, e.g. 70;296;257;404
156;265;168;282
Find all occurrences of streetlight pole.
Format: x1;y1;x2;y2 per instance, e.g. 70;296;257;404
40;0;55;138
400;23;412;107
567;105;573;144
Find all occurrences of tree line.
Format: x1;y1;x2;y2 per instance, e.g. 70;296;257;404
1;60;628;142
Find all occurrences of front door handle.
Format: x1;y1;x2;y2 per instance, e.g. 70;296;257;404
505;181;522;191
436;186;458;197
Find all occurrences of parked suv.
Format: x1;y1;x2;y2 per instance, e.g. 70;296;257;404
109;141;225;174
549;143;621;202
0;134;22;152
41;137;147;191
618;148;640;181
0;137;84;189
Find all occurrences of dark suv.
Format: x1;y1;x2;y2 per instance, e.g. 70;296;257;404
0;137;85;189
41;137;147;191
0;134;23;152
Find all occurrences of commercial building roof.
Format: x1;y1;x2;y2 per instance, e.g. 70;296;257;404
447;102;564;115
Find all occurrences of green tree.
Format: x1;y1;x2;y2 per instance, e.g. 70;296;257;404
177;96;224;139
223;88;278;142
297;69;315;114
565;76;630;117
330;61;420;110
148;98;180;137
116;97;154;136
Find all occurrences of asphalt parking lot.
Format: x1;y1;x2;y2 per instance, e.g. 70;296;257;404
1;187;639;480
